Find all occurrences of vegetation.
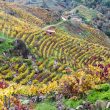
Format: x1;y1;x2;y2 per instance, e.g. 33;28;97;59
0;0;109;109
73;5;100;22
36;101;56;110
0;33;14;54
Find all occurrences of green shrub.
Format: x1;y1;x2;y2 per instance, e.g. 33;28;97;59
36;101;56;110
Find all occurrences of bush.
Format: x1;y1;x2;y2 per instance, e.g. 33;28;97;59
36;101;56;110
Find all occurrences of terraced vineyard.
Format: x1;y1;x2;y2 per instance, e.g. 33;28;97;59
58;21;110;48
1;13;110;69
0;1;44;27
0;0;110;109
69;5;102;22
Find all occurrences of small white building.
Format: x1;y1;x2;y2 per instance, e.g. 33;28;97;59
71;17;82;23
46;27;56;36
61;16;67;21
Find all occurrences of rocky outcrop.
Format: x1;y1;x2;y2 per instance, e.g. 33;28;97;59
0;38;5;43
12;39;29;58
75;100;110;110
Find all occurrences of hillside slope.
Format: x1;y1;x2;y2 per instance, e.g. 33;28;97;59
0;1;110;109
0;9;110;69
57;21;110;48
0;1;44;27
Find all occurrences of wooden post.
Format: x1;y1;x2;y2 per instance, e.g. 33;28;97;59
7;97;10;109
4;95;10;109
4;95;7;108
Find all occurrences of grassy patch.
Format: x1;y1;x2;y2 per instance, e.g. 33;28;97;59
63;99;83;108
64;83;110;108
35;101;56;110
0;33;14;54
87;83;110;103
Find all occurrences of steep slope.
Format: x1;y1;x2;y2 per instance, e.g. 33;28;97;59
57;21;110;48
0;1;44;27
68;5;102;22
0;9;42;34
0;9;110;69
0;2;110;109
3;0;68;10
1;14;110;86
19;5;61;24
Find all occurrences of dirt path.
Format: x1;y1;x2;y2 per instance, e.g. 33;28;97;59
42;21;64;30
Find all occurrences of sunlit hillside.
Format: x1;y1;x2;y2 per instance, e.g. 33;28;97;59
0;0;110;109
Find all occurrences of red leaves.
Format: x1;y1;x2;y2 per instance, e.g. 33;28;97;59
95;63;110;80
0;81;9;89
